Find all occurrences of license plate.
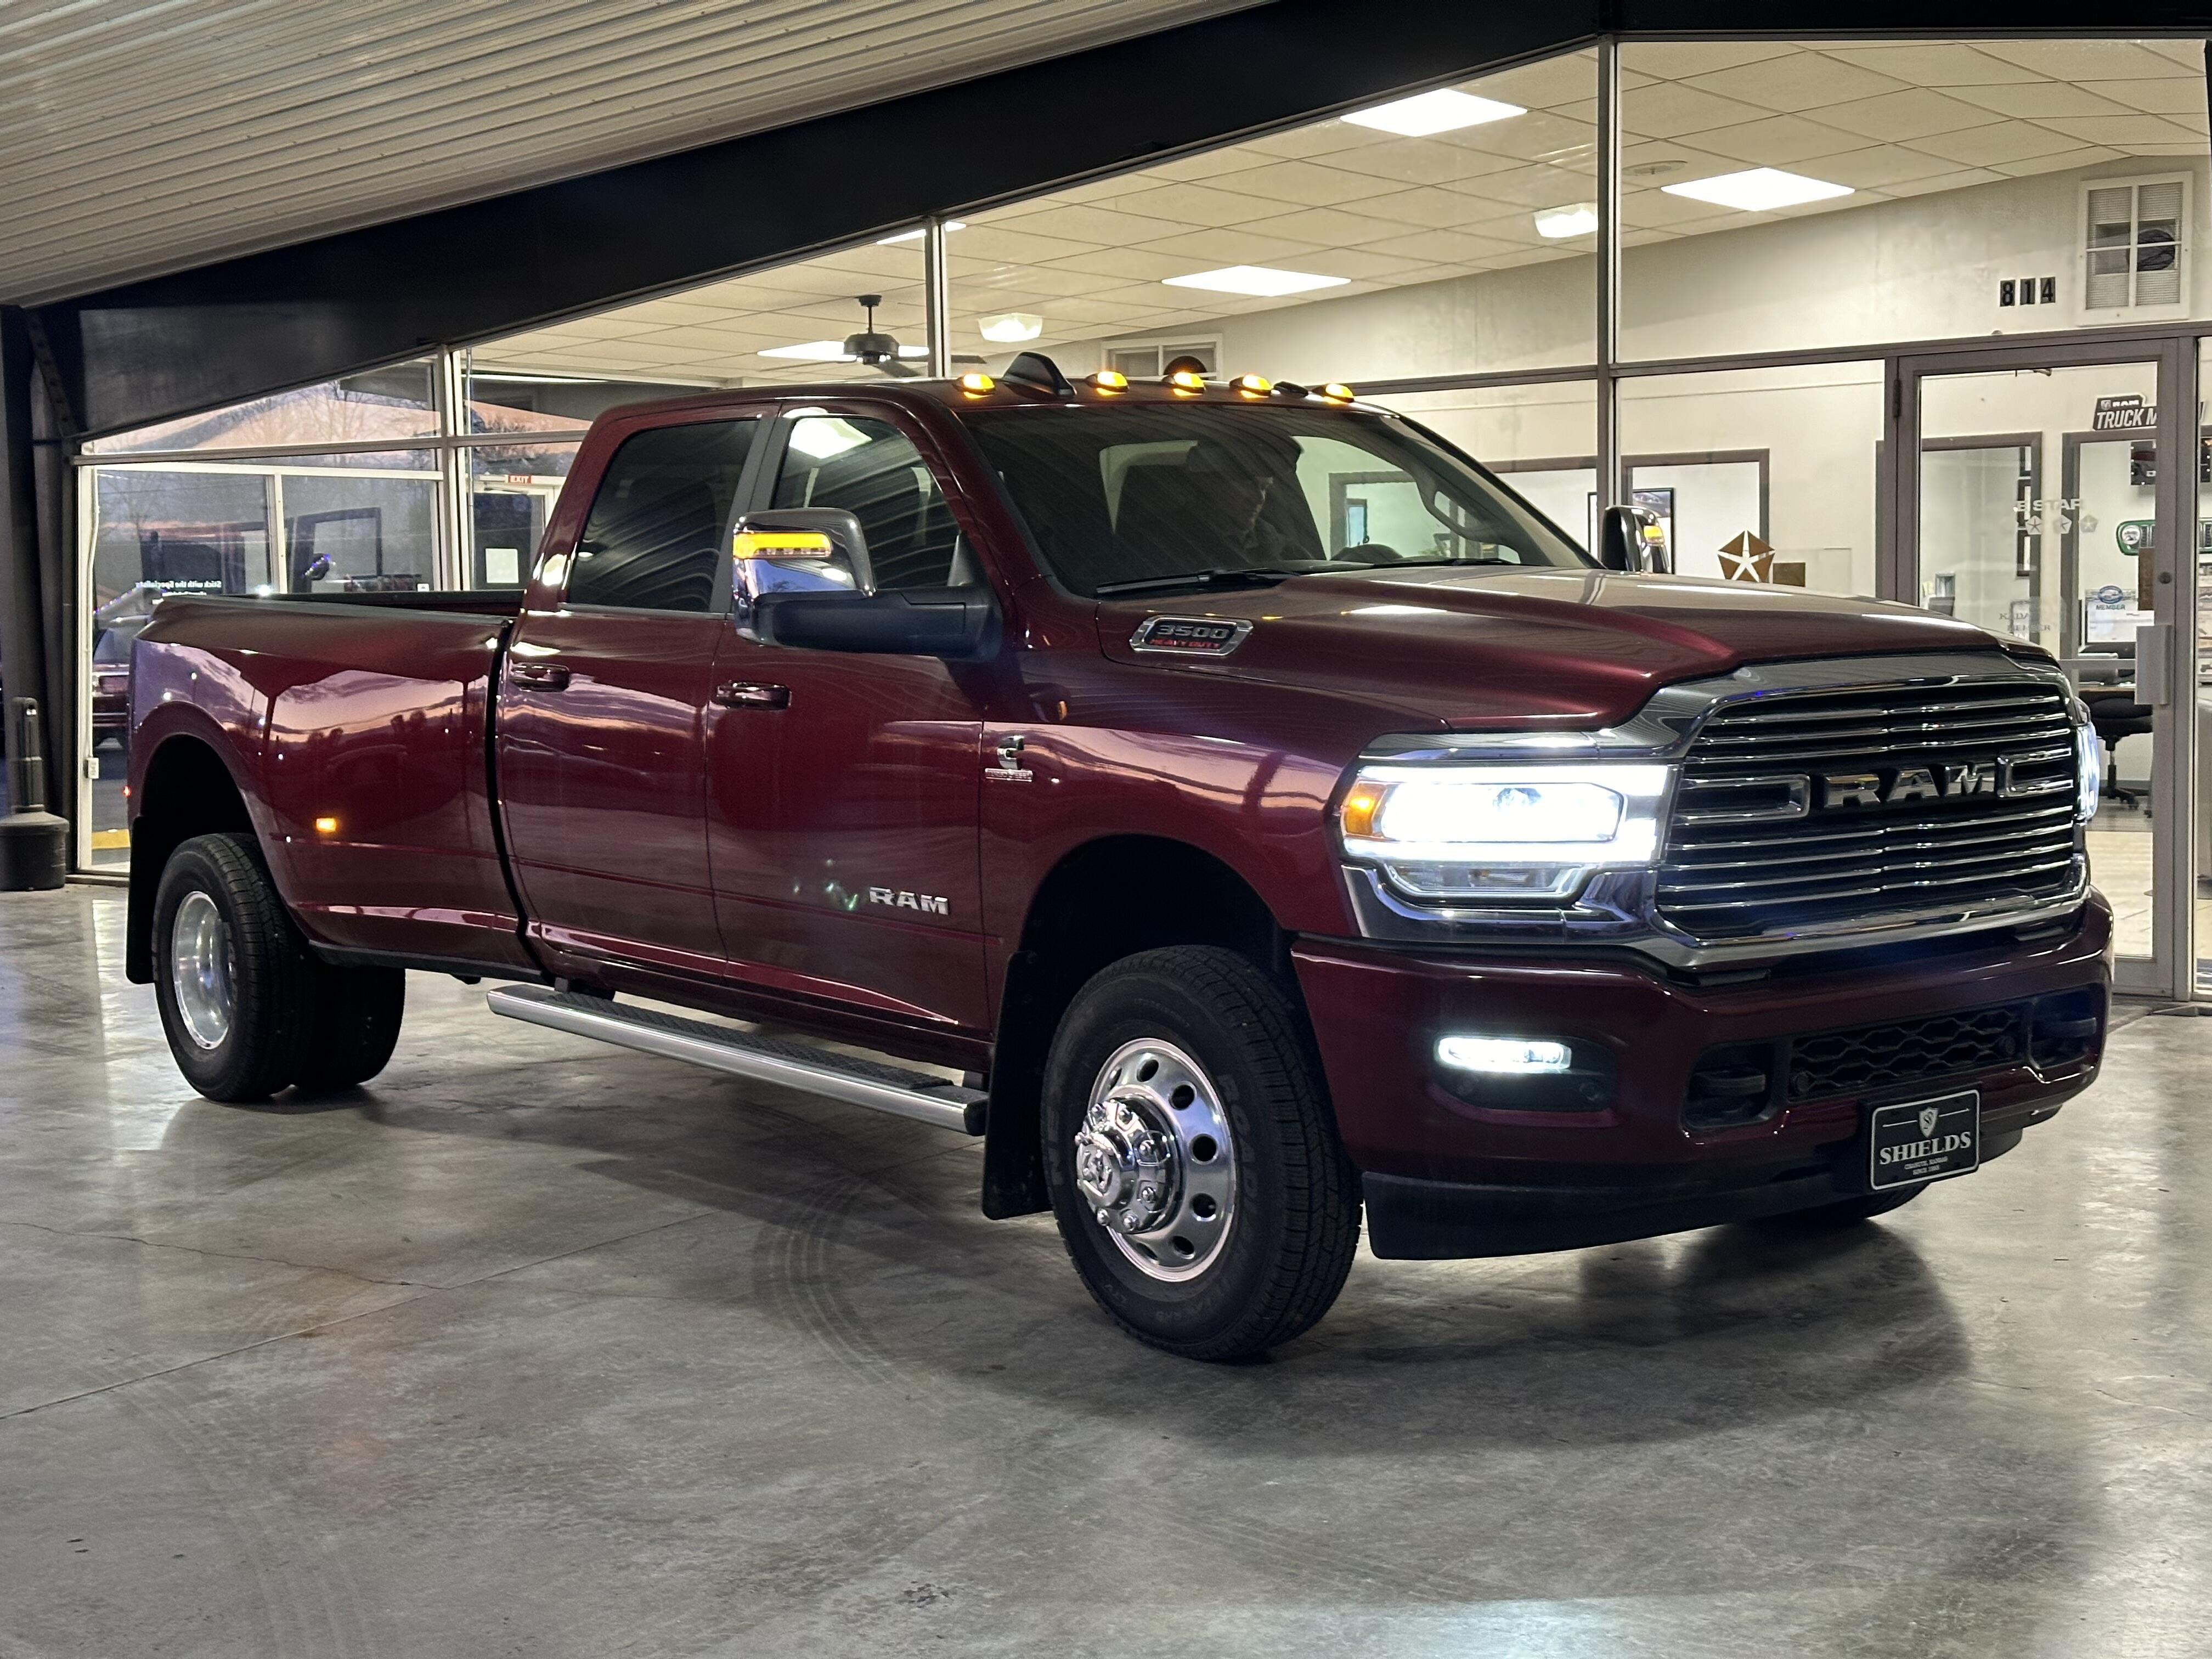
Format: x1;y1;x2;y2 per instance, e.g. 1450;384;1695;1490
1868;1090;1981;1190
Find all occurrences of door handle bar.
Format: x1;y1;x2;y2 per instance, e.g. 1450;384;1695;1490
712;681;791;710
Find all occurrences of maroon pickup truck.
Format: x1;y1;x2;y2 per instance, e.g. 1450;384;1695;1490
125;356;2111;1359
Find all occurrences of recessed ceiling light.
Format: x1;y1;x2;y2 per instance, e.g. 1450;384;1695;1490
1533;202;1599;239
875;221;966;244
979;313;1044;343
1662;167;1853;212
1161;265;1351;297
1342;88;1525;137
758;340;849;360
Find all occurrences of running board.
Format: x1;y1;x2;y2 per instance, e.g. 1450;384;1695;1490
486;985;985;1135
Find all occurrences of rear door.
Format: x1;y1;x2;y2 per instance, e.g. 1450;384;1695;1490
704;403;992;1034
498;413;763;976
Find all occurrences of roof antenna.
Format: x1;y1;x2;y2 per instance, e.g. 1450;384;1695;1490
1000;351;1074;397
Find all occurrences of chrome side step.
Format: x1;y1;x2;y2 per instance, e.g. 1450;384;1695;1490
486;985;985;1135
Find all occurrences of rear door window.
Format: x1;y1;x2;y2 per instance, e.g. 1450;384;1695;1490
569;420;758;611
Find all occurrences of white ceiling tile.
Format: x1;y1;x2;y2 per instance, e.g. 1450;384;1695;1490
1791;143;1997;189
1127;227;1324;265
1462;52;1599;111
986;202;1189;247
1209;160;1399;207
1620;188;1740;230
1316;141;1526;188
1434;110;1598;164
1435;161;1604;208
1801;89;2005;144
1974;40;2196;81
932;222;1101;266
1360;227;1528;265
1900;123;2091;169
1039;246;1207;282
1344;185;1505;229
1680;53;1910;116
1989;146;2124;179
1942;82;2141;120
1817;43;2045;88
1223;205;1425;246
1619;83;1769;140
2084;77;2212;117
1237;122;1392;161
1099;182;1286;225
1869;167;2008;200
1669;113;1874;167
2035;114;2203;147
1620;42;1801;78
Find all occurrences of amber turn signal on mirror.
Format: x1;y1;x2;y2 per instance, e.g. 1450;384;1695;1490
733;531;834;559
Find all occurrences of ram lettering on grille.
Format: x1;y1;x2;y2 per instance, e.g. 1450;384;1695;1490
1656;679;2080;943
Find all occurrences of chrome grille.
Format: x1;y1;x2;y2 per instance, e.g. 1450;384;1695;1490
1657;677;2080;942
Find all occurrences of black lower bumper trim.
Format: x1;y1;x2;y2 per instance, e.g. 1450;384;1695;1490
1363;1127;2025;1260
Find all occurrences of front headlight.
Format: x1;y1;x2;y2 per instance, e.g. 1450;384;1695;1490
1339;762;1674;902
2074;718;2101;823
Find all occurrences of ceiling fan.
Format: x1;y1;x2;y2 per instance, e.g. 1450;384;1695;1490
843;294;986;378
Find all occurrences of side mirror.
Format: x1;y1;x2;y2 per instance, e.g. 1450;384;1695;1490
731;508;874;609
754;585;1000;661
1599;504;1671;574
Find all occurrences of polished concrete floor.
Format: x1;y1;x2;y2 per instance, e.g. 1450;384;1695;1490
3;887;2208;1659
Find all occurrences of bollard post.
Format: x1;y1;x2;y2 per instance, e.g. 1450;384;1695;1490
0;696;68;890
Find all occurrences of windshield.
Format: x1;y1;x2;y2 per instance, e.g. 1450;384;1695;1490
960;403;1587;598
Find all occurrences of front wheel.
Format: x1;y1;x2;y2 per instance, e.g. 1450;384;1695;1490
151;832;319;1102
1042;947;1360;1361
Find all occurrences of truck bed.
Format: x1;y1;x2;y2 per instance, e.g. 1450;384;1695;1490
132;592;537;973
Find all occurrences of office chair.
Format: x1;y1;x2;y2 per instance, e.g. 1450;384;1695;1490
2083;688;2153;812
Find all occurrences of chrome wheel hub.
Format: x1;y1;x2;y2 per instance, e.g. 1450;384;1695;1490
1074;1039;1235;1282
170;889;235;1051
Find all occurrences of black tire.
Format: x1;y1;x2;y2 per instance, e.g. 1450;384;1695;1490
1041;946;1361;1361
300;964;405;1089
151;832;319;1103
1763;1184;1926;1231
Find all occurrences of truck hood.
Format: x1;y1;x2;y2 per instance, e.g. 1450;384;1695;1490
1096;565;2008;733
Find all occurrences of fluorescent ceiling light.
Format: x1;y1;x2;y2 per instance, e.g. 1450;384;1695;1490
979;313;1043;343
1162;265;1351;298
1343;88;1524;137
1662;167;1853;212
876;221;966;244
1533;202;1599;239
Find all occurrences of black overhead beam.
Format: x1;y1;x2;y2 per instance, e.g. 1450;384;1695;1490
31;0;2212;438
35;0;1598;439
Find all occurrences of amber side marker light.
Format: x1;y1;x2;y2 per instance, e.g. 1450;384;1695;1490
1090;369;1128;392
1339;781;1387;839
1318;382;1356;402
1233;374;1274;396
313;816;339;835
957;371;995;394
1167;369;1207;392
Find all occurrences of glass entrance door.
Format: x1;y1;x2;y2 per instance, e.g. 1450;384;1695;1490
1895;344;2199;997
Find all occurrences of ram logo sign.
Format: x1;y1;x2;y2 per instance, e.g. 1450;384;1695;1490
868;887;949;916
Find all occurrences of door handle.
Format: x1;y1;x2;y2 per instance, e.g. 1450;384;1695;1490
712;681;791;710
507;661;571;691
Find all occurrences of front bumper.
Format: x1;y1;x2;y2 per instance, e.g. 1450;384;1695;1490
1293;897;2111;1259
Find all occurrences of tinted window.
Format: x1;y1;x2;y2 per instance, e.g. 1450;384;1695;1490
772;416;969;590
569;420;757;611
961;405;1586;597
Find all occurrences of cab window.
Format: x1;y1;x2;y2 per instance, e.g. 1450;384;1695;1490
569;419;757;611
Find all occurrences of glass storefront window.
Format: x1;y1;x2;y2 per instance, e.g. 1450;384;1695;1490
83;359;439;454
468;442;580;588
1619;362;1884;593
1619;40;2210;362
945;50;1599;385
1374;381;1599;546
473;238;925;388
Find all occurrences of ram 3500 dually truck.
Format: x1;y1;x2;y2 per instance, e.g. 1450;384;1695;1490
126;356;2111;1359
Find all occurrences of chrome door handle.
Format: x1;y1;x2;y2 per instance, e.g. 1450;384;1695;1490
712;681;790;710
508;662;571;690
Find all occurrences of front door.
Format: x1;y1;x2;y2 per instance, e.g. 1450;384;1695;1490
498;414;762;977
1894;342;2198;997
704;404;991;1035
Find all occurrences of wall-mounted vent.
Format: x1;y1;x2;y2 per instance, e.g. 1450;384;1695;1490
2084;176;2188;312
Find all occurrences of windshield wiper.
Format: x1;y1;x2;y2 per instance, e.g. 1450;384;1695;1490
1093;565;1308;599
